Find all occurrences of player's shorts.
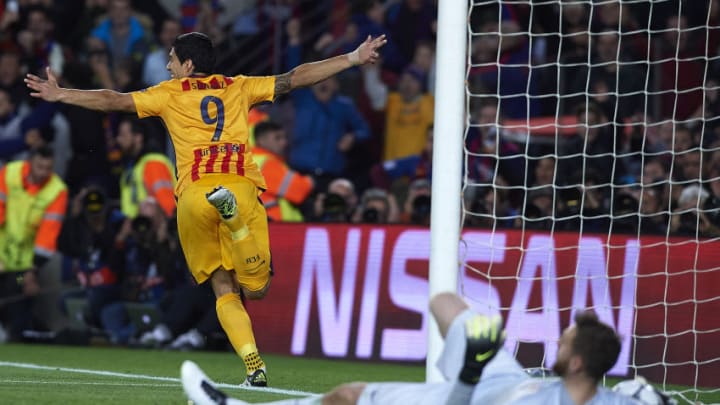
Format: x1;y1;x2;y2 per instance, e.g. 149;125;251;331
177;174;270;290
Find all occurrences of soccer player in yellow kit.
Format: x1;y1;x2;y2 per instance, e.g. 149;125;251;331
26;32;386;386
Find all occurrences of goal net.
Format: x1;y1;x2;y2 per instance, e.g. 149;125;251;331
457;0;720;402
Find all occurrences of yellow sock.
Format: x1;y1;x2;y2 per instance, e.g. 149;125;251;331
216;293;266;375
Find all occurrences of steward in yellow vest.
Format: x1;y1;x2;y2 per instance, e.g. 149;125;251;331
115;117;176;218
252;121;313;222
0;147;68;272
0;147;67;342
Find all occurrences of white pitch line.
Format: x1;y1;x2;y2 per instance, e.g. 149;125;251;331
0;361;319;398
0;379;179;388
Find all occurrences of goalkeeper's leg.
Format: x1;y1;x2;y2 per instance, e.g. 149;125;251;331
182;360;360;405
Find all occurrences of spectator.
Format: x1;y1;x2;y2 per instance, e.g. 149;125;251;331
370;124;432;190
595;1;647;60
87;36;145;93
610;193;641;234
115;116;175;219
179;0;223;43
58;187;123;332
705;164;720;201
465;101;526;188
350;0;403;73
101;198;184;345
557;102;624;187
285;20;371;187
638;187;668;235
0;146;68;341
531;157;556;191
0;76;65;168
690;77;720;145
409;40;435;95
386;0;436;72
252;120;314;222
672;126;696;154
142;18;181;87
655;14;706;121
472;185;517;229
57;61;113;195
670;184;720;237
468;5;540;119
556;169;611;233
90;0;150;69
617;113;647;183
555;1;592;104
138;282;221;351
518;187;554;231
351;187;398;224
0;50;28;106
566;30;646;122
312;177;358;223
401;178;431;226
675;149;703;185
642;158;669;187
0;87;32;162
16;5;64;76
526;187;554;221
363;62;434;161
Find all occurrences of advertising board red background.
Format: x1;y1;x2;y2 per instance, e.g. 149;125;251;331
246;223;720;387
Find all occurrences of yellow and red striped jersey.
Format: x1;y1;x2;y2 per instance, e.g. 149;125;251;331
131;74;275;196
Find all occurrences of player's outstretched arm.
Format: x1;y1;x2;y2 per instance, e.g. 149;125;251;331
25;67;135;113
274;34;387;96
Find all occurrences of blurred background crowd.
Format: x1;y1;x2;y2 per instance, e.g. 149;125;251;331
0;0;719;347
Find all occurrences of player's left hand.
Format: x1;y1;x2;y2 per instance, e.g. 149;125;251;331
25;67;62;102
354;34;387;65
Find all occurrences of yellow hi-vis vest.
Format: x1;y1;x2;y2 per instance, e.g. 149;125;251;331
254;154;304;222
120;153;175;218
0;161;66;271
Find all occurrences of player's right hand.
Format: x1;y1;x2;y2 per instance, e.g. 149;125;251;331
25;67;62;102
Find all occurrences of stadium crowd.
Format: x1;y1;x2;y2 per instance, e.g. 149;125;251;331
0;0;719;346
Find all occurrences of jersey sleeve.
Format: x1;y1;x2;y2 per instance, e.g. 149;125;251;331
237;75;276;106
131;82;171;118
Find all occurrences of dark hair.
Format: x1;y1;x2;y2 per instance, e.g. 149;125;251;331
172;32;215;74
572;311;621;383
254;121;283;140
30;145;54;159
24;4;52;21
117;115;145;134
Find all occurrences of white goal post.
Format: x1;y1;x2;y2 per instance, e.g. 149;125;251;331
427;0;469;382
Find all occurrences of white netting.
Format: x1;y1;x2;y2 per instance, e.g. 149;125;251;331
460;1;720;403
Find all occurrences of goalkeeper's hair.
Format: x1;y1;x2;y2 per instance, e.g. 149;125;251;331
172;32;215;74
572;310;622;383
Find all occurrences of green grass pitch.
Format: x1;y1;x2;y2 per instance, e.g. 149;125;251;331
0;344;717;404
0;344;424;404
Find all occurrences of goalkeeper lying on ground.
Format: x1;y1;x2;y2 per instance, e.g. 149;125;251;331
181;292;675;405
